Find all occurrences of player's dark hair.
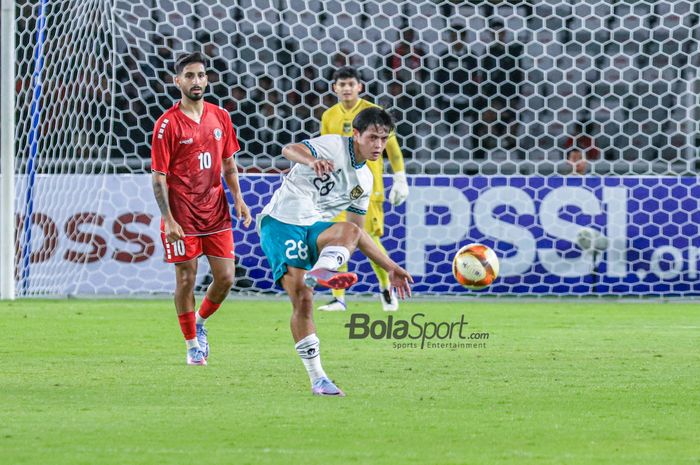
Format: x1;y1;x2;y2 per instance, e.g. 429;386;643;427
175;52;208;74
332;66;361;83
353;107;395;134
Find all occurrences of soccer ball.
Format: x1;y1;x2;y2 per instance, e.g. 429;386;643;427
452;243;500;290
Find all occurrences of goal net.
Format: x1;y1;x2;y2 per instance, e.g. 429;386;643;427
8;0;700;297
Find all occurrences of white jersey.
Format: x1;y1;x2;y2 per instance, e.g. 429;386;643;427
260;135;373;226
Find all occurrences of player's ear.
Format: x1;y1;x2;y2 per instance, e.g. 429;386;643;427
173;74;181;89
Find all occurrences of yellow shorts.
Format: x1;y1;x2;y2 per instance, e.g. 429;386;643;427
334;200;385;237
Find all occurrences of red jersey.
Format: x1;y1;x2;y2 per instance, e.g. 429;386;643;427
151;101;240;235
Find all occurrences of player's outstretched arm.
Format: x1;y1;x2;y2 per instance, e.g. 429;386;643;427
281;143;334;176
358;229;413;299
151;172;184;242
347;212;413;299
222;157;252;228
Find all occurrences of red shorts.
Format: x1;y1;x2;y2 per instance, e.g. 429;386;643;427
160;229;235;263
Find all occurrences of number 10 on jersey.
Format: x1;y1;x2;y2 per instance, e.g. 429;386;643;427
198;151;211;170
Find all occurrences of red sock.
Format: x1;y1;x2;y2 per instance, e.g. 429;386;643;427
177;311;196;340
198;297;221;319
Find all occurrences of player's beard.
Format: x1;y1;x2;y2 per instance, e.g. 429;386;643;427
185;87;204;101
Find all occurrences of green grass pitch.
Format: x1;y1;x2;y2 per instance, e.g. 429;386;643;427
1;298;698;464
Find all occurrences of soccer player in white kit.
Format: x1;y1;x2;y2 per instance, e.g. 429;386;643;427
258;107;413;396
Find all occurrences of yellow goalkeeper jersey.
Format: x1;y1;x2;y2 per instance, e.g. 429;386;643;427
320;98;404;202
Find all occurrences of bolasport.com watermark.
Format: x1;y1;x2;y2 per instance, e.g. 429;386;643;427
344;313;489;350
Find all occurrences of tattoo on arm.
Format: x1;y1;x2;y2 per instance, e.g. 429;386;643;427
152;177;171;216
222;159;242;195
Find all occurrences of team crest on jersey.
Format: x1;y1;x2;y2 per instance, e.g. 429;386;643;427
213;128;222;140
350;185;364;200
343;122;352;134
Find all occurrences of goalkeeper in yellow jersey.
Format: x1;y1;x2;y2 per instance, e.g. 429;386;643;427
317;66;409;312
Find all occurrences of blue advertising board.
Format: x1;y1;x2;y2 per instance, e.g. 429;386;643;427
11;174;700;296
235;175;700;296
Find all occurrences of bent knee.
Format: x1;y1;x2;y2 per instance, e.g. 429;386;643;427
214;272;235;289
339;221;362;241
176;272;197;291
289;286;313;310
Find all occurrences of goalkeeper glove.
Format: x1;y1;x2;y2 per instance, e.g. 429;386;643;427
388;171;409;206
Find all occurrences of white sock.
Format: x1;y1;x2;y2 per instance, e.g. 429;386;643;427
185;338;200;350
195;312;206;326
294;333;327;383
311;246;350;272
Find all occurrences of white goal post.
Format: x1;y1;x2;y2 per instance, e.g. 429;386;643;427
1;0;16;300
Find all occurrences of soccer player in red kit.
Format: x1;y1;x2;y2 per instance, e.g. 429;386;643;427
151;52;252;366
